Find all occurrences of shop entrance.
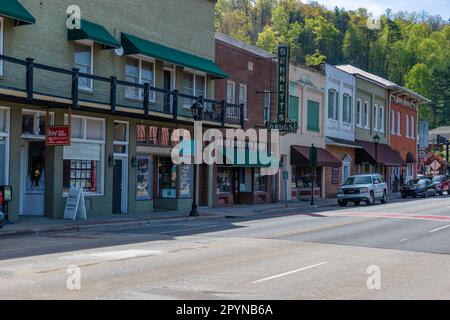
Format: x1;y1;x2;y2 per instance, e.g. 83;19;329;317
112;158;128;214
20;140;46;216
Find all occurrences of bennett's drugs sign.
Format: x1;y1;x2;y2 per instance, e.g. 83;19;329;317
277;45;289;123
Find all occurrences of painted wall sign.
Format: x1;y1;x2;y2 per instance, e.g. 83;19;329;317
47;125;71;146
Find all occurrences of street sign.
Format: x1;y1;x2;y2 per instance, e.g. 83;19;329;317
309;145;318;167
430;160;441;171
46;125;71;146
277;45;290;123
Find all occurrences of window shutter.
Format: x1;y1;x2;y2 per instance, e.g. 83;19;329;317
307;101;320;132
288;95;299;123
335;92;339;120
328;90;333;119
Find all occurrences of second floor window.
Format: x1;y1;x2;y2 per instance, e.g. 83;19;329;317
411;116;415;139
343;94;352;124
227;81;235;104
307;100;320;132
239;84;248;120
391;110;395;134
125;58;155;102
397;112;401;135
373;105;379;131
183;72;206;108
364;101;369;129
74;43;93;91
328;89;338;121
356;100;362;127
379;106;385;132
406;114;410;138
263;92;271;123
0;17;3;76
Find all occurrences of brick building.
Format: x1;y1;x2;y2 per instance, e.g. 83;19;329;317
213;32;278;206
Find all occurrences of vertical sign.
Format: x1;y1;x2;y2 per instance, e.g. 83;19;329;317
277;45;289;123
419;120;429;149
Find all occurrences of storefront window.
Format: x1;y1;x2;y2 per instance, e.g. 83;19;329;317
136;155;151;200
217;166;230;194
158;157;177;198
179;164;192;198
63;159;97;193
254;168;267;192
292;166;321;189
63;115;105;194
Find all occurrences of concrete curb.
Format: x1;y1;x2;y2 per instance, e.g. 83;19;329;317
0;214;219;239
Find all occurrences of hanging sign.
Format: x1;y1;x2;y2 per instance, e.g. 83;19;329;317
46;125;71;146
64;187;87;221
269;44;297;135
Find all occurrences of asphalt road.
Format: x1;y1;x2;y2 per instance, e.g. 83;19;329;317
1;196;450;300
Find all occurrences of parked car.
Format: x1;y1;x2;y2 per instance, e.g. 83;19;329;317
337;174;388;207
401;178;436;198
0;211;4;229
431;175;450;196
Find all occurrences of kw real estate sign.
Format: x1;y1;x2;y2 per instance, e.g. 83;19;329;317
269;45;297;134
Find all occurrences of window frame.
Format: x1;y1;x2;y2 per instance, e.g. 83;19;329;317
343;94;352;124
373;104;379;132
63;114;106;196
0;17;3;76
239;84;248;120
405;114;410;138
391;110;395;134
21;110;55;139
379;106;385;133
182;69;207;109
113;120;129;156
125;56;156;103
74;41;94;92
364;101;370;129
411;116;415;139
328;89;338;121
356;99;362;128
397;111;401;136
263;91;271;124
307;100;320;133
0;106;10;185
226;80;236;105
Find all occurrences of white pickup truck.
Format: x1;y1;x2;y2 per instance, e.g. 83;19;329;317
337;174;388;207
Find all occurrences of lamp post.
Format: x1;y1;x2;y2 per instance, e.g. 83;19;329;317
373;134;381;173
189;96;205;217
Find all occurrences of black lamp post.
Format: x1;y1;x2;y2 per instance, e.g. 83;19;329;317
373;134;381;173
189;96;204;217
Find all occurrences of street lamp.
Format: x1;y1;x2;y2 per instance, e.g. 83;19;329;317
373;134;381;173
189;96;205;217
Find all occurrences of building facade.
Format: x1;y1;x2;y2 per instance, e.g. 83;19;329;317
0;0;242;221
279;63;340;201
214;32;277;206
324;64;358;197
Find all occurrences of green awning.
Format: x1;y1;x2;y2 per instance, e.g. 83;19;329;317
121;33;228;79
68;19;120;50
0;0;35;25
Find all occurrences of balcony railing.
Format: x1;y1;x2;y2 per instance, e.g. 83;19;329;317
0;54;243;127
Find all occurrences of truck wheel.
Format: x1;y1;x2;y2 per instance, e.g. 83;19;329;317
366;192;375;206
381;191;387;204
338;201;347;207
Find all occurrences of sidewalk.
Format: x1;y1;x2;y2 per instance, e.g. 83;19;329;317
0;197;346;238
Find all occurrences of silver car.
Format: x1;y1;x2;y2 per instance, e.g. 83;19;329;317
337;174;388;207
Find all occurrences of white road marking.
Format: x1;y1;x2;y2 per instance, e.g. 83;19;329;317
429;225;450;233
59;250;162;261
251;262;329;284
399;238;409;242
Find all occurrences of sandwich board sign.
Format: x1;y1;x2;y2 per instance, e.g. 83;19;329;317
64;187;87;221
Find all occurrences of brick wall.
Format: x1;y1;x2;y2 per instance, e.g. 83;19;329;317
324;145;356;198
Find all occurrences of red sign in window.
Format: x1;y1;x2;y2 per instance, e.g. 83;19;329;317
46;126;71;146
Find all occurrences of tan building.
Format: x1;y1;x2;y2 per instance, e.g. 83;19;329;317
279;64;340;201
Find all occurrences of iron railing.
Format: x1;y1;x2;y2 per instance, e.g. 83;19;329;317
0;54;243;127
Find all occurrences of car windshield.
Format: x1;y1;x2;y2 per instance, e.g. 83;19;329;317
407;179;422;186
343;176;372;185
432;176;444;182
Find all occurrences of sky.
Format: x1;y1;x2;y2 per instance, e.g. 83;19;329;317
314;0;450;20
